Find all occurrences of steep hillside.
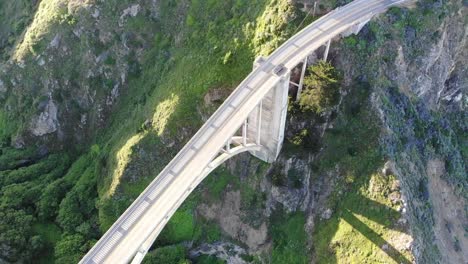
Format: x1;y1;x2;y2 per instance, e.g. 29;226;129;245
333;1;467;262
0;0;466;263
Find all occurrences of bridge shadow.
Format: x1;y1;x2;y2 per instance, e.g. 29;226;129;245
342;208;412;264
314;190;412;264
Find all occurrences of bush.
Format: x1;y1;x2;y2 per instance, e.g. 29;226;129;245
143;245;189;264
299;61;341;113
270;211;308;263
157;210;195;245
0;209;34;262
54;234;86;264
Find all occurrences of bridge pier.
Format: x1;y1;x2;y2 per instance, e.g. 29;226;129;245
296;56;309;101
247;72;290;163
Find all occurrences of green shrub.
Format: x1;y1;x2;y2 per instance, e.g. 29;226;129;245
299;61;341;113
195;255;225;264
144;245;189;264
0;209;34;262
270;211;308;264
157;210;195;245
54;234;86;264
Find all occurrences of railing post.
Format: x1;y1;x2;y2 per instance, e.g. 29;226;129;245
242;119;247;145
324;39;331;61
256;101;262;145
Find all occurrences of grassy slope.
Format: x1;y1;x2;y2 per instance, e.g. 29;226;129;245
0;0;37;59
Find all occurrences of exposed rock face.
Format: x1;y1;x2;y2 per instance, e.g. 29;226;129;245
198;191;269;252
119;4;141;26
381;8;467;263
320;208;332;220
30;99;58;136
262;156;312;213
190;242;248;264
392;22;467;111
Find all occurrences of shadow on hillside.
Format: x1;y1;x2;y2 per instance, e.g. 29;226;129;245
314;182;412;264
342;208;411;264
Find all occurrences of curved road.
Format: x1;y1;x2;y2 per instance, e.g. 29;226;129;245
80;0;410;263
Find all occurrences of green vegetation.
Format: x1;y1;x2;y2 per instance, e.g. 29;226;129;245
158;210;195;245
0;144;103;263
270;211;308;263
33;222;62;262
0;0;38;59
143;245;190;264
194;255;226;264
312;82;413;263
299;61;341;113
203;168;239;202
0;148;73;262
54;234;92;263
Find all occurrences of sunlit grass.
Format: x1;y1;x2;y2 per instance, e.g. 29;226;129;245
152;94;180;136
314;172;413;264
106;133;144;197
13;0;57;60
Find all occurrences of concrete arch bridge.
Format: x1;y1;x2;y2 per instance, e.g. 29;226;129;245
80;0;411;263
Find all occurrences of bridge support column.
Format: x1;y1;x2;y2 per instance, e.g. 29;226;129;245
296;56;308;102
323;39;331;61
242;119;248;145
248;73;290;163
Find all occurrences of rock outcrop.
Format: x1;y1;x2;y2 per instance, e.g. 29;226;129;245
30;99;58;136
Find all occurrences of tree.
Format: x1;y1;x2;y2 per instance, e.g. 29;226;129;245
299;60;341;113
0;208;34;262
54;234;86;264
